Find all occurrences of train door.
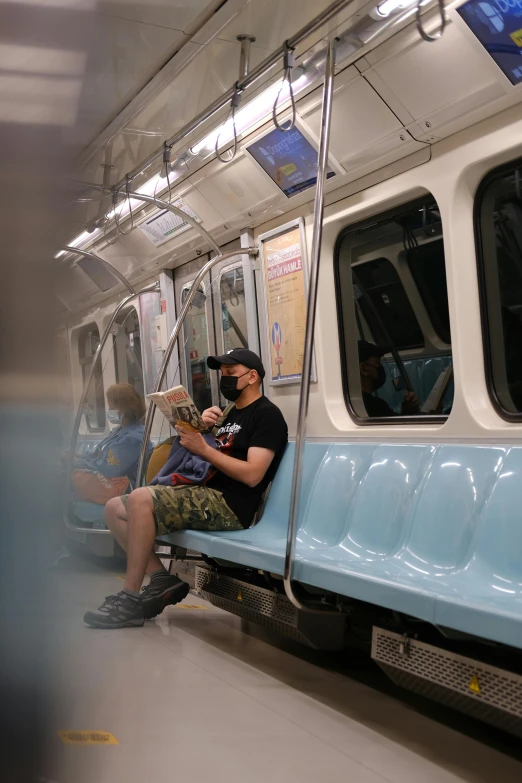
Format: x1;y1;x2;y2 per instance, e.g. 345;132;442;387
173;239;260;410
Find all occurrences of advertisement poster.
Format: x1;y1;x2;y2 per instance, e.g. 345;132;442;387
262;224;309;384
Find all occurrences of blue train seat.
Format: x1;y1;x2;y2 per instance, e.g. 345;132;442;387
157;441;522;650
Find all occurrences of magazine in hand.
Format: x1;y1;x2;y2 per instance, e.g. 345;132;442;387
421;365;453;414
148;385;209;433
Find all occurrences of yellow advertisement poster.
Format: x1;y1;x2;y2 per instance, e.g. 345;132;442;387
263;225;307;383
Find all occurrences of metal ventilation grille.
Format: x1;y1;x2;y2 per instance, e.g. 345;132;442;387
196;567;297;624
372;627;522;737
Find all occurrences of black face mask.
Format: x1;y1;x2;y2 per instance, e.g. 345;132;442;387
220;370;250;402
375;365;386;390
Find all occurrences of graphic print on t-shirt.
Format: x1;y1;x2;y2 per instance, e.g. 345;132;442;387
215;421;242;452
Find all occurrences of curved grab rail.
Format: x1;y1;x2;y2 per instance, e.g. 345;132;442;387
63;246;136;295
416;0;446;43
64;281;160;530
283;40;339;614
135;247;258;487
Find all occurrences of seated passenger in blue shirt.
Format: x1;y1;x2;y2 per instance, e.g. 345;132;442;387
75;384;149;488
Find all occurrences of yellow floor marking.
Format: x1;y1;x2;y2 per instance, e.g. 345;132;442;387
178;604;207;610
115;576;125;581
58;731;119;745
469;674;481;694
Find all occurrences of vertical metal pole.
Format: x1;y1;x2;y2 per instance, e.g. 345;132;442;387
283;39;337;612
237;34;256;81
240;227;260;357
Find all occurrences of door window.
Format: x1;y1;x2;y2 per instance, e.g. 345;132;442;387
78;324;105;431
113;307;144;399
220;265;249;353
181;284;212;413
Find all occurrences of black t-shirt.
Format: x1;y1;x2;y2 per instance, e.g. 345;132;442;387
207;396;288;527
362;391;396;418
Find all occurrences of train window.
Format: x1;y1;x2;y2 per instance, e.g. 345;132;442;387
220;266;248;353
335;196;453;423
405;238;451;345
354;257;424;350
78;324;105;431
476;160;522;418
181;283;212;413
113;307;144;400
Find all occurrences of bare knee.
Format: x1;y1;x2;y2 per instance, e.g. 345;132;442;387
104;496;126;529
126;487;153;514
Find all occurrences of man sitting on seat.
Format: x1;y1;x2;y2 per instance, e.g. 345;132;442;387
84;349;288;629
359;341;419;417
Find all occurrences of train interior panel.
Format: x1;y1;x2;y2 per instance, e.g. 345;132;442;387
9;0;522;779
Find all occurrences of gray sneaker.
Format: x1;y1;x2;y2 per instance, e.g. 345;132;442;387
141;576;190;619
83;591;144;628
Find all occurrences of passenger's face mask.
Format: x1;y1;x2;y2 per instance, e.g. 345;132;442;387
220;370;250;402
106;409;123;426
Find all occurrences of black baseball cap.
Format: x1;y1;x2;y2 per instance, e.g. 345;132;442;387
207;348;265;379
358;340;388;363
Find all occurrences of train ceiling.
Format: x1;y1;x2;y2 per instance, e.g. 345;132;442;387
60;0;522;315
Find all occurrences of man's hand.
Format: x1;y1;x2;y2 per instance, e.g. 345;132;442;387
201;405;222;429
178;426;212;458
401;391;420;415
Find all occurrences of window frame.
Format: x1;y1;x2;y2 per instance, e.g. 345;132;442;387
334;196;450;426
474;156;522;422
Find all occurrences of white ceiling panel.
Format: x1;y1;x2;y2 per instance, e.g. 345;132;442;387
361;18;503;126
188;151;280;222
80;13;189;139
300;67;403;165
99;0;218;32
191;0;333;49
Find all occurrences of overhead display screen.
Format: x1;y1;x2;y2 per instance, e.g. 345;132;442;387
246;126;336;198
458;0;522;85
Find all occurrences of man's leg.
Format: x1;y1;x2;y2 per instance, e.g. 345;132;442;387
123;488;158;592
84;489;187;628
104;495;166;577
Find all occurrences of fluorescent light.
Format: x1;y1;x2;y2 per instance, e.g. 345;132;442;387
56;227;102;258
190;70;309;156
375;0;429;16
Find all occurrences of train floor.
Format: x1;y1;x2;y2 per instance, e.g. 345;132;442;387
42;554;522;783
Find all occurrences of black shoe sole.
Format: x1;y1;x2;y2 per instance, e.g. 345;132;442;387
83;611;144;629
142;581;190;620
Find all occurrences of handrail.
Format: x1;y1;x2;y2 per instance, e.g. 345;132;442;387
135;247;259;487
283;40;339;614
75;184;221;256
64;281;160;526
63;246;136;295
107;0;354;193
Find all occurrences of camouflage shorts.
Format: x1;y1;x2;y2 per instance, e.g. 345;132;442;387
122;485;243;534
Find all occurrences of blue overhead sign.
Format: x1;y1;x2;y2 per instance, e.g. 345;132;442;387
458;0;522;85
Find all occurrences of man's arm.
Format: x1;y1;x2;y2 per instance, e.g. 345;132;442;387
177;427;275;488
